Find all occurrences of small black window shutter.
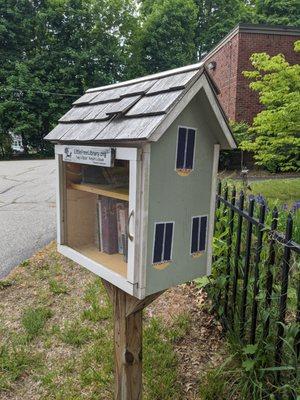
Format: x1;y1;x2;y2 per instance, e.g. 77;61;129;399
163;223;173;261
176;127;187;169
199;216;207;252
191;215;208;254
153;222;174;264
153;223;165;263
185;129;195;170
191;217;199;254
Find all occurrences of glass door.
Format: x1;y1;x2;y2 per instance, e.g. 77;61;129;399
56;145;141;288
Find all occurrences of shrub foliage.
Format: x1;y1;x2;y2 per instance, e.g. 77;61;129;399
241;41;300;172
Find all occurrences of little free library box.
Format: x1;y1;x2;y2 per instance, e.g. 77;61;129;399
45;62;236;300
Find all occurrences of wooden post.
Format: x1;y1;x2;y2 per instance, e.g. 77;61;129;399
102;279;163;400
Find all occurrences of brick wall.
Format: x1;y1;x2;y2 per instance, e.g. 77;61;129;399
206;34;239;121
235;33;300;123
206;29;300;124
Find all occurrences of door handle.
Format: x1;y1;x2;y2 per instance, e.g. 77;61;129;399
128;210;134;242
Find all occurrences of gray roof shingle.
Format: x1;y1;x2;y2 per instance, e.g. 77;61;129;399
45;65;206;142
126;90;183;117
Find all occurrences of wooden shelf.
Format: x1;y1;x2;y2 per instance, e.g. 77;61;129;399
73;245;127;278
69;182;129;201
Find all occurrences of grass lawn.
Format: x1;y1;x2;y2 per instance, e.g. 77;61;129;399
0;243;225;400
247;178;300;205
224;177;300;206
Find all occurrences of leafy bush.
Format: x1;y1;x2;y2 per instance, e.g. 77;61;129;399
241;41;300;172
203;181;300;399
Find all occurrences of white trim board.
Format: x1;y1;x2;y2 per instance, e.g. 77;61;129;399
136;143;151;299
58;244;136;296
55;145;140;161
207;144;220;275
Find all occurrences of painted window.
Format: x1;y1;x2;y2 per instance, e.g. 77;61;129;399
175;126;196;175
153;222;174;264
191;215;208;255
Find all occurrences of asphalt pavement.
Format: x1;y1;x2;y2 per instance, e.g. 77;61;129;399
0;159;56;278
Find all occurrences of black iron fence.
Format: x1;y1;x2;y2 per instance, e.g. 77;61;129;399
211;181;300;387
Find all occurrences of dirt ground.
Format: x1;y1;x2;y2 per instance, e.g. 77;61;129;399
147;285;226;397
0;242;226;399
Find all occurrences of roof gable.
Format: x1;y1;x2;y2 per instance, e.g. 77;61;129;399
45;64;236;149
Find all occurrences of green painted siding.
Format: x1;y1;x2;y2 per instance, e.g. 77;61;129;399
145;91;218;295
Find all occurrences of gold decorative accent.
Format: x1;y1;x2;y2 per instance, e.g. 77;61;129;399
176;168;192;177
153;261;171;270
192;252;204;259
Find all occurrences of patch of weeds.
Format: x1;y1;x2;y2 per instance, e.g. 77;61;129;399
61;322;93;347
52;262;63;276
21;306;53;339
50;324;61;335
168;313;191;343
3;331;29;347
144;317;182;399
62;359;77;374
40;358;81;399
36;263;51;280
0;279;13;290
41;376;83;400
49;278;68;295
40;370;58;390
82;280;112;322
20;259;30;268
199;369;228;400
0;342;41;391
80;333;114;394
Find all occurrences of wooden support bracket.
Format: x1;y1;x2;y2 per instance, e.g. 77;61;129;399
102;279;163;400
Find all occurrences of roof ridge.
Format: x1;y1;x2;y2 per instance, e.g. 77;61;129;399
87;62;204;93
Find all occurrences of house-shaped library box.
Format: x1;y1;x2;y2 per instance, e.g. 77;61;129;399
45;63;236;299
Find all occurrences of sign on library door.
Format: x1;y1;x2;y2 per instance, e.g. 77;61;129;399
63;145;115;167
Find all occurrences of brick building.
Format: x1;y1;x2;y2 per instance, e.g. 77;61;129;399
203;24;300;124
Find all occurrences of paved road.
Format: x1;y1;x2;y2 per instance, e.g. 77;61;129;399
0;159;56;278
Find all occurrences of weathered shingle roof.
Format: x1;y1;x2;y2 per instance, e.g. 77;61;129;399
45;64;207;142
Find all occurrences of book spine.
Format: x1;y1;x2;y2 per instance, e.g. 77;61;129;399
122;233;128;263
116;203;124;254
120;203;128;261
101;196;118;254
97;197;103;251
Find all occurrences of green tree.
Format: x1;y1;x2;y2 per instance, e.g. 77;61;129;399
137;0;254;62
194;0;254;56
230;121;250;145
241;41;300;172
0;0;137;156
129;0;198;76
255;0;300;26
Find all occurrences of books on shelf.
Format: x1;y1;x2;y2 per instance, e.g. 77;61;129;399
96;199;104;252
116;201;129;255
97;196;128;261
